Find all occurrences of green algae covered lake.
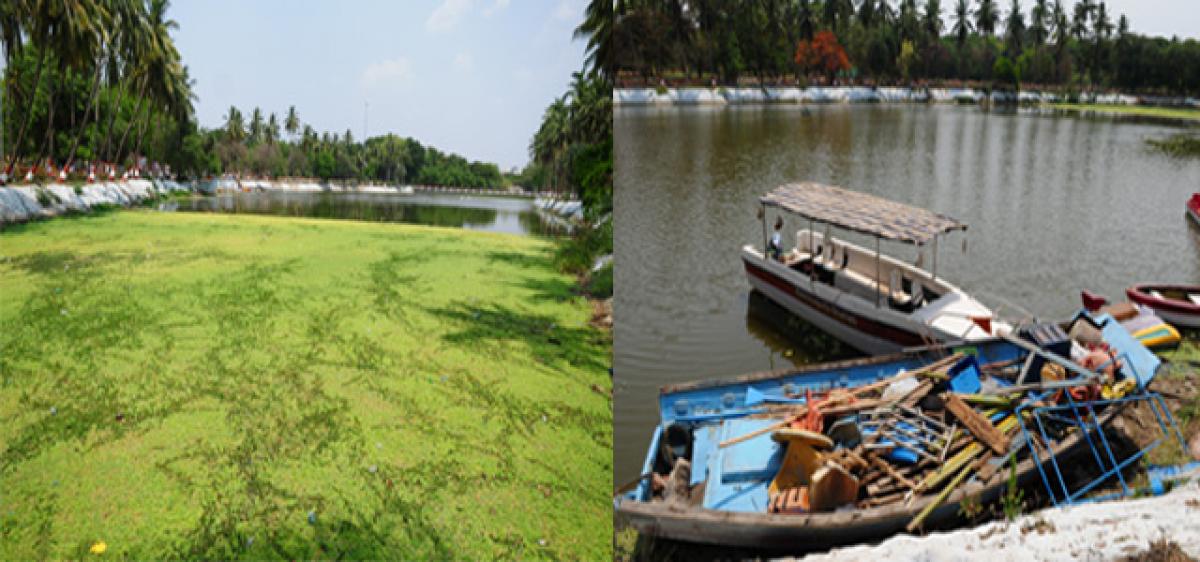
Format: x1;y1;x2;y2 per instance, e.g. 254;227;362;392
0;210;611;559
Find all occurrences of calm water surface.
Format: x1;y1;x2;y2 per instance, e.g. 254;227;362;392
614;104;1200;485
162;191;557;236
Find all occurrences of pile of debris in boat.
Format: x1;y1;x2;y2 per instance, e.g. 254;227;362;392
617;311;1192;549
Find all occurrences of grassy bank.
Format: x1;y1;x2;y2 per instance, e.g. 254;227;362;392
1049;103;1200;122
0;211;611;559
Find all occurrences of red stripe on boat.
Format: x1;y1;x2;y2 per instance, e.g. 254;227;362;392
744;260;928;347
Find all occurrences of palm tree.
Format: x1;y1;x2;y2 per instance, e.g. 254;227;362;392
114;0;178;166
1072;0;1093;40
284;106;299;140
530;96;569;190
266;113;279;145
952;0;973;46
924;0;944;42
975;0;999;36
1029;0;1049;45
249;107;263;144
224;106;244;142
1004;0;1024;54
64;0;123;175
1093;2;1112;39
31;0;108;175
575;0;613;78
1052;0;1069;48
99;0;147;162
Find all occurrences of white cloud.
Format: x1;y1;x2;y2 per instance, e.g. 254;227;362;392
553;0;578;22
483;0;510;17
361;57;414;89
453;52;474;73
426;0;473;33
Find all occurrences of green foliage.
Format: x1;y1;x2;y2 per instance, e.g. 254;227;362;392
587;261;613;299
554;220;613;276
611;1;1200;95
1147;134;1200;157
993;56;1021;90
0;211;611;559
1001;455;1025;521
570;139;613;220
957;492;984;521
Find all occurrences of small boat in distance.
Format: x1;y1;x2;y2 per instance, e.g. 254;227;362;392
1188;193;1200;226
742;182;1008;354
1126;284;1200;329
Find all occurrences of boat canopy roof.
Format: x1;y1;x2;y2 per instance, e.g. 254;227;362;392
761;182;966;245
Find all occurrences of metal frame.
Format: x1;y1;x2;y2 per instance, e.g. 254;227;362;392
1016;383;1189;507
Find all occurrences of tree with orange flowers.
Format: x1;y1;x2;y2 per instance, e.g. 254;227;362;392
794;31;852;83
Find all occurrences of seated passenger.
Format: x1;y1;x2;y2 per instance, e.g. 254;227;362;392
767;217;784;261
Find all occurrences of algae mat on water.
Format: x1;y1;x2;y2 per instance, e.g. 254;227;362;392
0;211;611;559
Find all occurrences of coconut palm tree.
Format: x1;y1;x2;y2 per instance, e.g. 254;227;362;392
284;105;299;140
575;0;613;78
224;106;244;142
114;0;178;166
1030;0;1049;45
952;0;973;46
1072;0;1093;40
974;0;999;36
248;107;263;144
99;0;147;162
1004;0;1024;54
1052;0;1069;48
924;0;943;42
530;96;569;190
266;113;279;145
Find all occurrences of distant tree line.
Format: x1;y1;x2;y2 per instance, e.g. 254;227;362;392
196;106;504;187
611;0;1200;95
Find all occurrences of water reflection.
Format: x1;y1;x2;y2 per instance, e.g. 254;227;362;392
162;191;560;236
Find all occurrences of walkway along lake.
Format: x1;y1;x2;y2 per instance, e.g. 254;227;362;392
613;103;1200;486
160;191;562;236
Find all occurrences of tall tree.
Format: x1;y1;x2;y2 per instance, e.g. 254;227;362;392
1072;0;1093;40
574;0;613;78
1004;0;1025;55
952;0;973;46
284;105;299;140
924;0;944;42
975;0;999;37
1029;0;1049;45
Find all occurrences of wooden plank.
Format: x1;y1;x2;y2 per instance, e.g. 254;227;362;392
718;353;964;448
867;452;919;491
943;393;1008;455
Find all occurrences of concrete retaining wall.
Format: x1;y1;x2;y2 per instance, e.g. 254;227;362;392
613;86;1147;106
0;179;192;227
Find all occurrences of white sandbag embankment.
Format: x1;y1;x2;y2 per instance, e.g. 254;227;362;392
795;481;1200;562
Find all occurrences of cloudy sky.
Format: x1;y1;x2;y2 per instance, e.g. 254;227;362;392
173;0;589;171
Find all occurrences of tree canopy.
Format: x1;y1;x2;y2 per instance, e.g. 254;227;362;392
612;0;1200;95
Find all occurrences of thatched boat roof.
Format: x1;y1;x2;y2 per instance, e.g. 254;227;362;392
761;182;966;245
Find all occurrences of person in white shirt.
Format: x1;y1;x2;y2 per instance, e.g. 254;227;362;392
767;217;784;261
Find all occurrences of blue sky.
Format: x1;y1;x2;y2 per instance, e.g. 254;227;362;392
172;0;589;171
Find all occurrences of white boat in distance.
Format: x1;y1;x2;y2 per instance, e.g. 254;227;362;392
742;182;1009;354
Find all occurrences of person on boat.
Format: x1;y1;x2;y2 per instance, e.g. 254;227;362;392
767;217;784;261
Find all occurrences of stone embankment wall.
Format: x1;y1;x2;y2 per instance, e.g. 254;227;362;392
615;86;1146;106
0;179;190;226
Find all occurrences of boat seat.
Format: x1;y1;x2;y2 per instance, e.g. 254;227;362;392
1150;290;1165;300
1189;294;1200;306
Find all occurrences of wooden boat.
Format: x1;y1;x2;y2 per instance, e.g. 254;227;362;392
743;183;1009;355
1126;284;1200;329
1188;193;1200;226
615;315;1161;550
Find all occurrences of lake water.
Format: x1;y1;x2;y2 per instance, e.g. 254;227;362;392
160;191;558;236
613;103;1200;485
